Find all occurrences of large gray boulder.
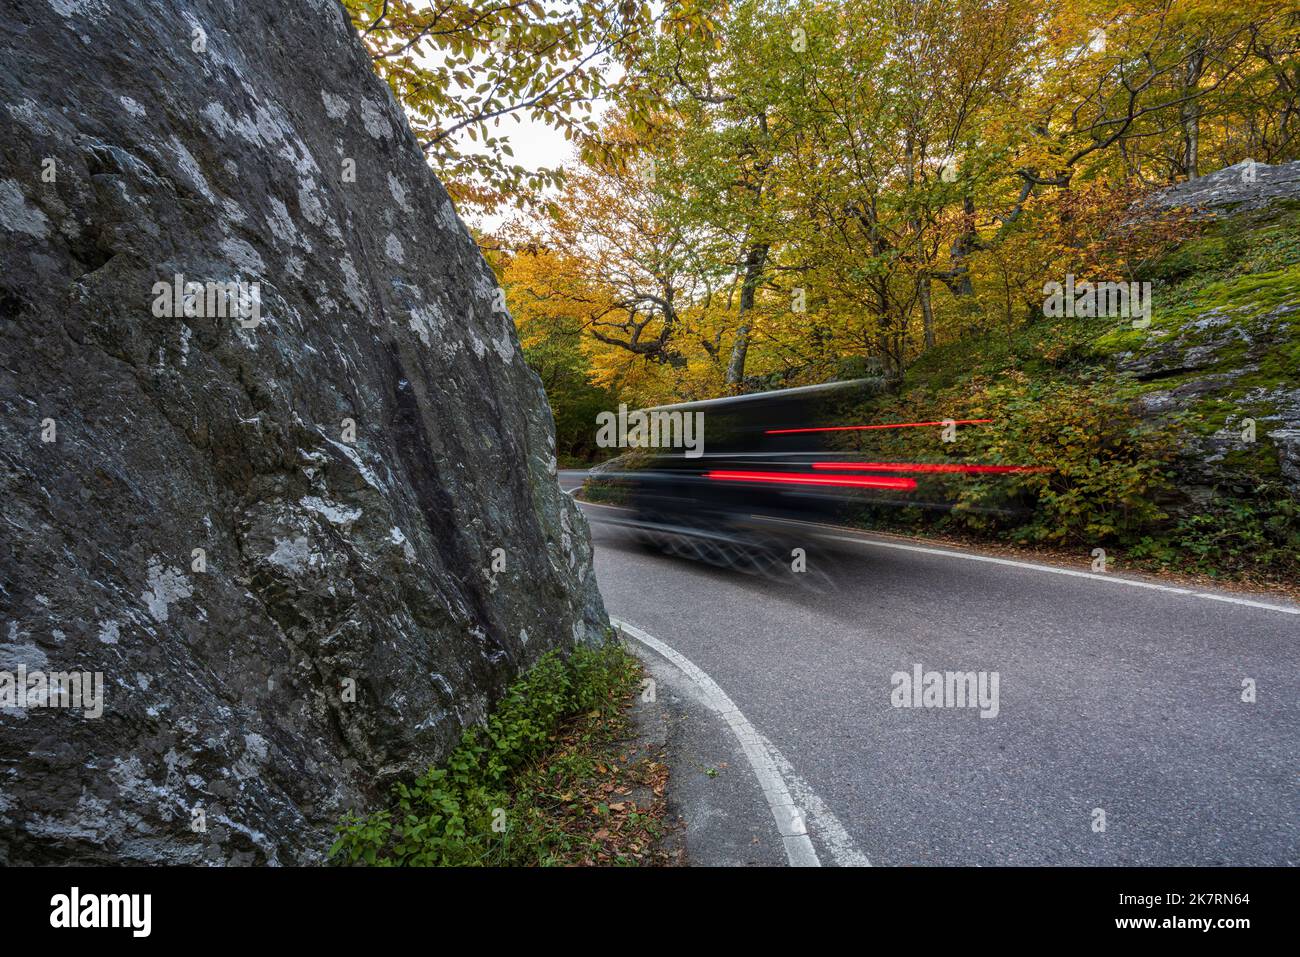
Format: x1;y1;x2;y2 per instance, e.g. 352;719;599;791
0;0;606;864
1148;159;1300;215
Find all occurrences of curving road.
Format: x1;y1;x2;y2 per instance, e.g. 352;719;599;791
559;471;1300;866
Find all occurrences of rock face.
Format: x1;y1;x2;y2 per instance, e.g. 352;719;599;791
1148;159;1300;215
0;0;606;864
1119;161;1300;505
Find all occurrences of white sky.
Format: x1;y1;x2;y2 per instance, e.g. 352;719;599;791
456;116;584;232
396;2;632;233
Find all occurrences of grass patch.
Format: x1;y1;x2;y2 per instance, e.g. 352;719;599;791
330;637;674;866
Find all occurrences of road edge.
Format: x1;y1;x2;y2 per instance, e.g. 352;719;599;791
613;617;827;867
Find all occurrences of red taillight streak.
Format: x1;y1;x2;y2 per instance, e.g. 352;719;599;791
704;470;917;491
812;461;1049;475
765;419;993;435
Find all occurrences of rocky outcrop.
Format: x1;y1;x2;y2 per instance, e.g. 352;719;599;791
0;0;606;864
1148;159;1300;215
1121;160;1300;504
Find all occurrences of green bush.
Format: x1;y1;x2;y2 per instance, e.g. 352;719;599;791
845;377;1176;545
1130;489;1300;580
330;638;638;867
961;379;1176;543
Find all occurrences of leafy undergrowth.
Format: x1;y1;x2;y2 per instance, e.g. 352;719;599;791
840;202;1300;587
843;376;1300;587
331;638;676;866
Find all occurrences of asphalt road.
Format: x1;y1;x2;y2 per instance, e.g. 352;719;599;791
557;470;1300;866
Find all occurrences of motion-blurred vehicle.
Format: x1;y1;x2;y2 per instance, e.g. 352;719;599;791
584;378;1046;579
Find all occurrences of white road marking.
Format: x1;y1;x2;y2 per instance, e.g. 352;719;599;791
827;534;1300;615
762;738;871;867
613;617;871;867
565;486;630;508
612;618;819;867
571;479;1295;615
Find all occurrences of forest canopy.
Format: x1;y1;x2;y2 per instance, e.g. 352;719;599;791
345;0;1299;450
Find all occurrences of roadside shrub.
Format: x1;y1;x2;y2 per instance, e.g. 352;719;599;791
846;377;1175;545
331;638;638;867
966;379;1176;543
1130;489;1300;580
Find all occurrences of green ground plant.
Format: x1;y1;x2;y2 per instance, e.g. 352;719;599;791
331;638;666;866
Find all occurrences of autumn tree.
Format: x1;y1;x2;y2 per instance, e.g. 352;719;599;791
341;0;714;215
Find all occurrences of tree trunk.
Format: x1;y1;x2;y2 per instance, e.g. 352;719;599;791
904;135;934;354
918;274;935;350
1182;45;1206;179
724;242;769;385
936;193;978;301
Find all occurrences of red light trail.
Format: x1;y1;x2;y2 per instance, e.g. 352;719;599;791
811;461;1049;475
704;470;918;490
765;419;993;435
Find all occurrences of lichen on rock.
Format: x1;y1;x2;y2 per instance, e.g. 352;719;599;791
0;0;606;864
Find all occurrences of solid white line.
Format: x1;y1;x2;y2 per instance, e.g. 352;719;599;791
565;485;631;509
613;617;871;867
761;737;872;867
575;487;1296;614
827;534;1300;615
612;618;819;867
